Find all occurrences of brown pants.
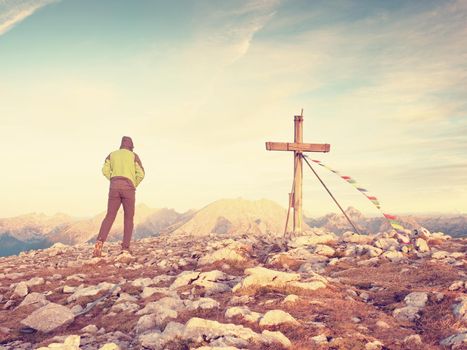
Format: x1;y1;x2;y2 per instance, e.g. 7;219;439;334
97;188;135;249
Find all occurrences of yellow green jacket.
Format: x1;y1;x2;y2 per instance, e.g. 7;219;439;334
102;148;145;189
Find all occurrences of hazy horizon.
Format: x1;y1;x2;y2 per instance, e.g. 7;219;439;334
1;0;466;217
2;197;466;221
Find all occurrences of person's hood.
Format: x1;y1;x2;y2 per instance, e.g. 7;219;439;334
120;136;134;151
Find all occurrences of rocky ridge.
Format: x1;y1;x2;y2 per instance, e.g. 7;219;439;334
0;198;296;256
2;200;466;258
307;208;467;238
0;227;465;349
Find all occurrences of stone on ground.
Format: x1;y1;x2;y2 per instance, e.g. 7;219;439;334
17;292;48;308
392;306;420;322
225;306;262;323
233;266;326;294
283;294;299;304
67;282;116;302
452;297;467;321
13;282;28;298
21;303;75;333
404;292;428;308
184;317;260;342
259;310;299;326
198;247;247;265
415;238;430;252
36;335;80;349
440;331;467;349
98;344;121;350
381;250;404;262
261;330;292;348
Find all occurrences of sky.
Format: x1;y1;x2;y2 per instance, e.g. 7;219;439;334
0;0;466;218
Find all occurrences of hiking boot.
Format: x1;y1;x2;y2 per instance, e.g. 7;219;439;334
120;247;133;255
92;240;104;258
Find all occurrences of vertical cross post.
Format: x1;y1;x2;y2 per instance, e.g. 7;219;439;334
293;115;303;233
266;113;330;234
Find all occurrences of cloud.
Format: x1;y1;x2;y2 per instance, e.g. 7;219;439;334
0;0;58;36
194;0;280;64
333;2;467;124
1;0;465;215
142;0;282;126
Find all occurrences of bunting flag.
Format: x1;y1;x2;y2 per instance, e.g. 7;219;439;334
304;155;407;233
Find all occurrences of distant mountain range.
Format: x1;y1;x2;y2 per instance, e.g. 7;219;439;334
306;207;467;238
0;205;188;256
1;199;465;256
0;199;293;256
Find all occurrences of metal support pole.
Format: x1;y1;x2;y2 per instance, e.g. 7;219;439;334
302;155;361;234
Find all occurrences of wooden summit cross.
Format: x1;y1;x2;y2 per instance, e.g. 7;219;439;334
266;114;330;233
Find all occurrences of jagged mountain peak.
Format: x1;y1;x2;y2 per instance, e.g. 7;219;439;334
173;197;301;236
344;206;364;218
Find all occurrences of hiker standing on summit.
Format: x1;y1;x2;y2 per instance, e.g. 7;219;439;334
93;136;145;257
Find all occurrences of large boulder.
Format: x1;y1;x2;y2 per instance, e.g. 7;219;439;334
233;267;326;294
21;303;75;333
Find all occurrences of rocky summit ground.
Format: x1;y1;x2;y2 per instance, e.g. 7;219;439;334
0;228;466;350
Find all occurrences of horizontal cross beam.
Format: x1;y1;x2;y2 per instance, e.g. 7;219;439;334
265;142;330;153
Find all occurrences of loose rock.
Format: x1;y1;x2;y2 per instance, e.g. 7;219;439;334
259;310;299;326
13;282;28;298
21;303;75;333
